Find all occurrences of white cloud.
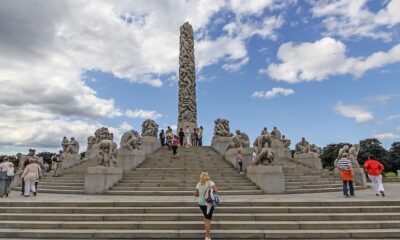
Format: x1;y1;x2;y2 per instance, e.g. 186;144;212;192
264;37;400;83
252;87;294;99
388;114;400;121
397;126;400;131
372;132;399;140
311;0;400;41
334;102;374;123
125;109;162;120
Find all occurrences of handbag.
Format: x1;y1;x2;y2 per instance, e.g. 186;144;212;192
7;165;14;177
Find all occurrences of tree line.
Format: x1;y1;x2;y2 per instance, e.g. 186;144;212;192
321;138;400;173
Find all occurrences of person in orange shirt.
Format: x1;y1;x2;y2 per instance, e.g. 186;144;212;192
364;155;385;197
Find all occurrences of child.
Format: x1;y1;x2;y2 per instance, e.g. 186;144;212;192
171;135;180;158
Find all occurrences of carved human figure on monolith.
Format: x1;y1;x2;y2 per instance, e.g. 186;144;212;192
64;137;79;154
271;127;281;140
281;135;291;148
141;119;159;137
178;22;197;130
348;144;361;168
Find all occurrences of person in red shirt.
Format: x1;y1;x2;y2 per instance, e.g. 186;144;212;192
171;135;180;159
364;155;385;197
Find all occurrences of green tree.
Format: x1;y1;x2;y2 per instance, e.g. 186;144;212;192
37;152;56;165
358;138;389;170
388;142;400;173
320;143;351;169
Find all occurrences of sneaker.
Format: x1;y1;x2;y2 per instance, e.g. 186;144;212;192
344;195;350;198
380;191;385;197
376;193;380;196
33;192;37;196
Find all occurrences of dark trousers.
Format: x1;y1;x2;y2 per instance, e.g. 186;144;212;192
198;137;202;146
179;138;183;146
238;162;243;172
343;180;354;196
21;180;25;195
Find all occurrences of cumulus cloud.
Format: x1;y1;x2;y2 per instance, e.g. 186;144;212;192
397;126;400;131
388;114;400;121
264;37;400;83
125;109;162;120
0;0;286;148
311;0;400;41
252;87;294;99
372;132;399;140
334;102;374;123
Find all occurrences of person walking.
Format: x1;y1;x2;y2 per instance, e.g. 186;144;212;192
198;126;203;146
166;127;173;151
192;128;198;146
21;158;41;197
159;129;165;147
171;135;180;158
53;151;63;177
185;126;192;147
337;153;354;197
364;155;385;197
236;150;244;174
0;157;15;197
18;157;30;196
194;172;218;240
0;158;9;197
178;128;185;146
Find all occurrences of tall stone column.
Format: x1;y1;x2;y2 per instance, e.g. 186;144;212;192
178;22;197;132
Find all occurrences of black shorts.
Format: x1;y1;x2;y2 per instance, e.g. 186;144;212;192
199;205;214;220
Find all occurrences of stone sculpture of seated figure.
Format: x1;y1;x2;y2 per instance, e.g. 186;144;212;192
295;137;311;154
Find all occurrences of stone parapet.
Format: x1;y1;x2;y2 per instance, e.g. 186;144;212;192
293;152;322;170
211;136;232;155
84;166;123;194
141;136;161;155
116;149;146;173
246;165;285;194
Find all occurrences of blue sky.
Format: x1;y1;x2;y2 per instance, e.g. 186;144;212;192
0;0;399;154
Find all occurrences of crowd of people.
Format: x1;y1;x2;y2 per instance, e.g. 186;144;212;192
159;125;203;158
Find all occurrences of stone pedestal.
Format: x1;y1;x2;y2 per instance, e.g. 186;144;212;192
116;149;146;173
293;153;322;170
246;165;285;194
84;166;123;194
211;136;232;155
353;167;367;188
62;153;82;169
141;136;161;155
225;147;253;172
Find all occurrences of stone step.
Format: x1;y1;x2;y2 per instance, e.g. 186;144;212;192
0;228;399;239
115;182;254;187
1;212;399;221
285;180;341;186
1;220;400;230
3;205;398;214
286;184;343;190
286;186;364;194
110;186;260;191
106;190;264;196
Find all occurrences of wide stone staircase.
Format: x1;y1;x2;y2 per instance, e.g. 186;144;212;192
278;158;363;194
0;200;400;239
107;147;263;196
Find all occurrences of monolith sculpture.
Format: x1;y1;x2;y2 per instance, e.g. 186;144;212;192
178;22;197;131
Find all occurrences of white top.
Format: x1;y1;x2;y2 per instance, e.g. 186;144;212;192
196;180;215;206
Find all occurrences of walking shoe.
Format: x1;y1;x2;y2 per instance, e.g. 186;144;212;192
344;195;350;198
376;193;380;196
33;192;37;196
380;191;385;197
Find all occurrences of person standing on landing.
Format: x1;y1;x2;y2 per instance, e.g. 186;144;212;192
185;126;192;147
364;155;385;197
337;153;354;197
171;135;180;159
194;172;218;240
178;128;185;146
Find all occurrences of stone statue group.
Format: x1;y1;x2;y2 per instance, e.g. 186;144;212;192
84;119;158;168
213;118;361;167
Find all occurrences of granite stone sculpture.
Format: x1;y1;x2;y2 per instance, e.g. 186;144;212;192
213;118;232;137
310;144;321;154
348;144;361;168
226;130;250;150
141;119;159;137
97;139;117;167
281;135;291;148
94;127;112;144
87;136;95;150
295;137;312;153
63;137;79;154
253;134;274;165
271;127;282;140
178;22;197;130
120;130;141;151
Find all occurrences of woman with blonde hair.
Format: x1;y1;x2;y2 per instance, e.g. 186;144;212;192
194;172;218;240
